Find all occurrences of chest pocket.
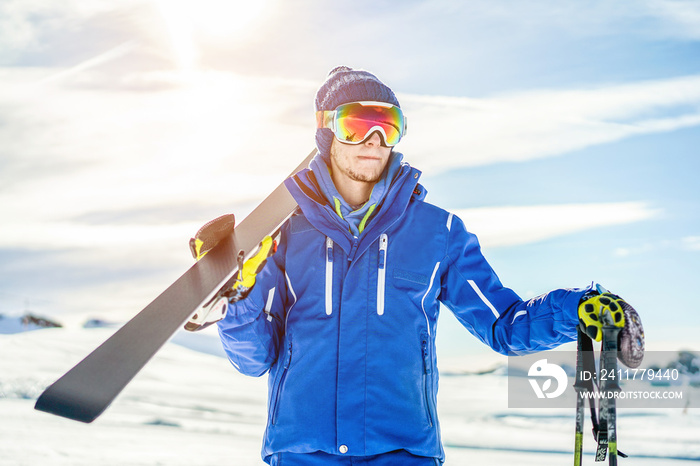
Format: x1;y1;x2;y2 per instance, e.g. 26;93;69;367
393;268;430;286
325;237;334;316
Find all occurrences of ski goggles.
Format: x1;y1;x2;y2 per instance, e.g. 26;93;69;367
316;101;407;146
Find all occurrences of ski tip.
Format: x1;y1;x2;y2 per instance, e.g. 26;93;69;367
34;389;101;424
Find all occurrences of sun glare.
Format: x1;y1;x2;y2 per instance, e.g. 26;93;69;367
155;0;268;71
193;0;268;39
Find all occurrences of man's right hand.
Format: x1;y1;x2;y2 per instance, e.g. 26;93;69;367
188;212;276;300
185;214;276;331
222;235;276;302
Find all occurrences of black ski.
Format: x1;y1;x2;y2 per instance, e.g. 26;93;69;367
35;149;316;423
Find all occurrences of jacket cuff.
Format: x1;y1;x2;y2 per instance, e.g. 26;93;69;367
220;290;266;328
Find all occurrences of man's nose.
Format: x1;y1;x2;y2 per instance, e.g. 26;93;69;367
364;131;384;147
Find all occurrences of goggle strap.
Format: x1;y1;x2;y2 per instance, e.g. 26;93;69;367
316;111;335;130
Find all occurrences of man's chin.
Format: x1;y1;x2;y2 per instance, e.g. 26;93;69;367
346;168;382;184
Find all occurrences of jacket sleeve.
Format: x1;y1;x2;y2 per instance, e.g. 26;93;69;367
216;228;289;377
439;214;591;355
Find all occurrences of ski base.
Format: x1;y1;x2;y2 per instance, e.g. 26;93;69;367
35;149;315;423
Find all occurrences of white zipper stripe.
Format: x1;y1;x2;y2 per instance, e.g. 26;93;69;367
377;234;388;315
284;272;297;330
467;279;500;319
325;237;334;316
420;262;441;336
264;287;276;322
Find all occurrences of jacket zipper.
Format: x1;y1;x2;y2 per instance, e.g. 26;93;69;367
271;341;292;425
377;233;388;315
421;336;434;427
325;237;334;316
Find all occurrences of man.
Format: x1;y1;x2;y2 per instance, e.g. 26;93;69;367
189;66;642;465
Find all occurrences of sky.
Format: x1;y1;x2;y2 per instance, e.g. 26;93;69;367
1;0;699;355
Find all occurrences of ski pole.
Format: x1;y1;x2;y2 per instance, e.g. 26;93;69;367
600;310;622;465
574;328;598;465
574;329;587;466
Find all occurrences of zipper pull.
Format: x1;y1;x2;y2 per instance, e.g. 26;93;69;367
348;236;359;262
326;237;334;262
378;234;388;269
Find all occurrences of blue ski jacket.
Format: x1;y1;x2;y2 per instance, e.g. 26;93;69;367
217;155;590;462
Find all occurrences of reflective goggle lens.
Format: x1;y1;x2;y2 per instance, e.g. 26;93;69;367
316;101;406;146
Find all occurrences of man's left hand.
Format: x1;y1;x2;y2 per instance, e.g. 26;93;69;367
578;292;626;342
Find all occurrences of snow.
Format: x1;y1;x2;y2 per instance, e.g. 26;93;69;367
2;321;699;465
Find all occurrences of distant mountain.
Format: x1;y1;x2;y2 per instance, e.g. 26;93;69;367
0;313;63;334
648;350;700;387
83;318;120;329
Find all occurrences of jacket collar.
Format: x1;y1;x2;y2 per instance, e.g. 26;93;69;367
284;154;422;259
309;151;404;237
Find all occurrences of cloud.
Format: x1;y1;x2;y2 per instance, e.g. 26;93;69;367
613;243;658;258
0;68;693;256
0;69;313;220
39;41;139;84
612;235;700;257
0;0;145;62
398;74;700;173
642;0;700;40
0;0;696;323
454;202;659;248
0;201;659;320
682;236;700;251
395;0;700;41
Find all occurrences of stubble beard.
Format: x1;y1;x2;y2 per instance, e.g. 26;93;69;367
330;145;383;184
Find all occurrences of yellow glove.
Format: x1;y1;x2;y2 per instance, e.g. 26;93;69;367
188;213;276;299
578;292;626;342
184;234;276;332
223;235;276;302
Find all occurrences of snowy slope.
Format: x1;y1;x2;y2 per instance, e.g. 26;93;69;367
1;324;699;465
2;325;267;466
